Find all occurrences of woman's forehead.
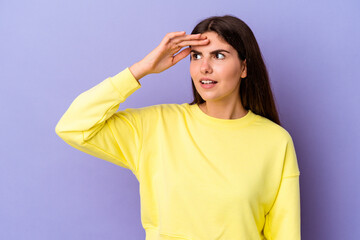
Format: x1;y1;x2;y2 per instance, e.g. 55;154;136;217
190;32;234;52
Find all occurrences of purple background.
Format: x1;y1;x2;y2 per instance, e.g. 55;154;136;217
1;0;359;239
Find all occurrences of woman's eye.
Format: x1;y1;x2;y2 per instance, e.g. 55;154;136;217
192;53;201;60
215;53;225;59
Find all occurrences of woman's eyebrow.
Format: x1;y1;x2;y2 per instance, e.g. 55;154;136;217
190;49;231;54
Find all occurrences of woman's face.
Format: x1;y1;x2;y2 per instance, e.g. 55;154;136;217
190;31;246;104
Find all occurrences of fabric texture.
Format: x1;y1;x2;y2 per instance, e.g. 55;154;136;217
55;68;301;240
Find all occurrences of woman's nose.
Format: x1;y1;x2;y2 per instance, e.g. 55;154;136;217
200;59;213;74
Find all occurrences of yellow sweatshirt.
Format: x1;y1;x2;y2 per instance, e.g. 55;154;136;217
55;68;301;240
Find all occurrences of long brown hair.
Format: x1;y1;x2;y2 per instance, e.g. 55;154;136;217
189;15;281;125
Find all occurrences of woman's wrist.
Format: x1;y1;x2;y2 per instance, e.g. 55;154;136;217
129;61;151;82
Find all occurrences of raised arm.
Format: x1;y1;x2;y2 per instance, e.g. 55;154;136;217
55;32;209;176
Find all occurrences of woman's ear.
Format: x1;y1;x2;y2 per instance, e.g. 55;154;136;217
240;59;247;78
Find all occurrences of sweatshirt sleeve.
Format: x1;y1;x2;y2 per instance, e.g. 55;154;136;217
263;135;301;239
55;68;142;175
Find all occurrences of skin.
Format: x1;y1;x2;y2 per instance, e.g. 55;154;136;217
189;31;248;120
129;31;209;80
129;31;248;120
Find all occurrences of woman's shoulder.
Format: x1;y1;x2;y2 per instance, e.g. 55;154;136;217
251;112;294;142
124;102;187;113
117;103;188;120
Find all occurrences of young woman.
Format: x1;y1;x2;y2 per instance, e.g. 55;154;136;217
56;15;301;240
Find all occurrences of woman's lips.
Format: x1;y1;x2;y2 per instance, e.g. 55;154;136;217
200;78;218;89
201;83;217;89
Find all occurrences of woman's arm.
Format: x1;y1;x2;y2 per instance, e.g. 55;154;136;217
55;68;143;174
263;136;301;239
55;32;209;176
263;175;301;239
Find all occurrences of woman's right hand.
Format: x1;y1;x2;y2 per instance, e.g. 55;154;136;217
129;31;209;81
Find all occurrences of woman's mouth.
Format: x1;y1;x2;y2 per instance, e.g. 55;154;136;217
200;79;218;89
200;80;218;84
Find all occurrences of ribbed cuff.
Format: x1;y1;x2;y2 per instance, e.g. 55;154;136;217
110;67;142;99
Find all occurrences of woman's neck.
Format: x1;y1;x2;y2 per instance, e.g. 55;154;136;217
198;100;248;120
